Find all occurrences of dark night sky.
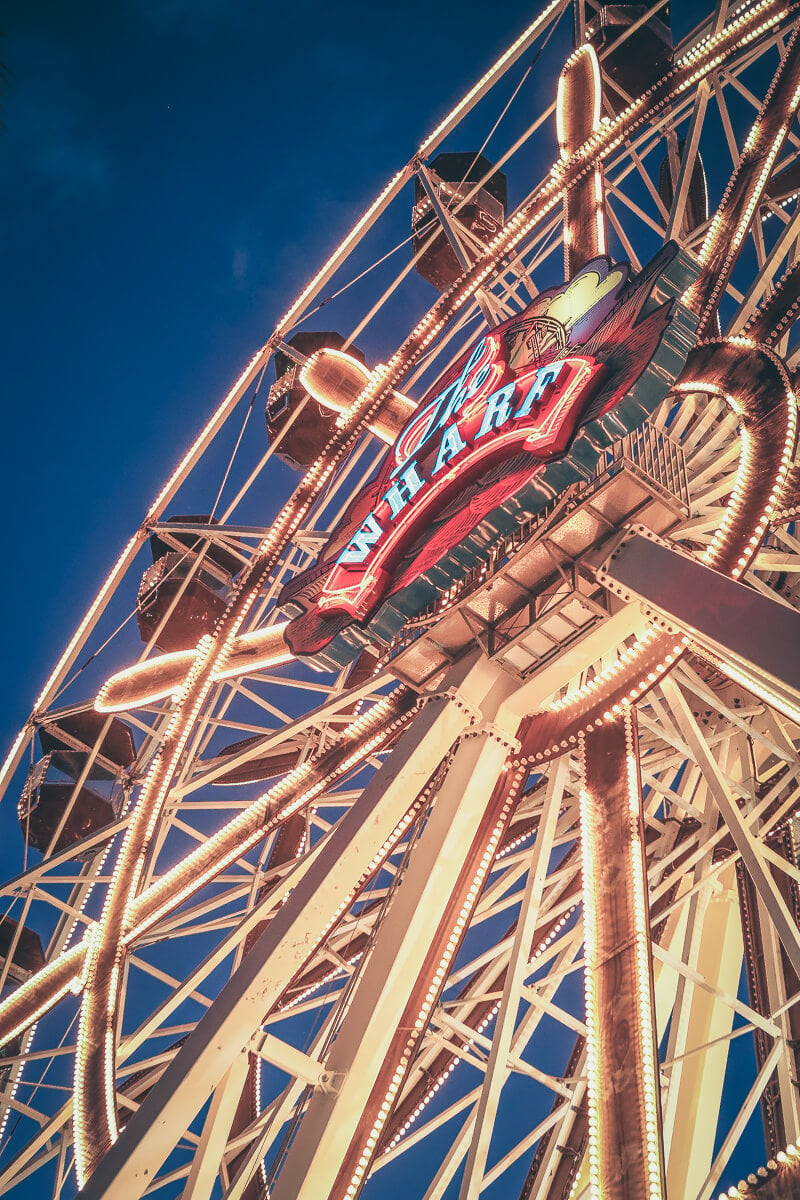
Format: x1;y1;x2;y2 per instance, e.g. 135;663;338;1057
0;0;544;755
0;1;768;1194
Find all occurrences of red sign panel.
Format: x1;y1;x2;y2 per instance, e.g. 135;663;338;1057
320;336;604;618
280;248;677;658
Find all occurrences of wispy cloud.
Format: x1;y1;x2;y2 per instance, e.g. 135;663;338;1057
231;245;251;285
131;0;283;35
26;124;111;197
3;35;113;203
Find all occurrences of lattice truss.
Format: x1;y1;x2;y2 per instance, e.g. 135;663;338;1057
4;2;800;1199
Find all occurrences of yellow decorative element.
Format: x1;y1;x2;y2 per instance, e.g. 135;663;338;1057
300;349;416;446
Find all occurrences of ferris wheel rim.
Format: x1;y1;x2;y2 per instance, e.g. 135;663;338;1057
4;2;800;1200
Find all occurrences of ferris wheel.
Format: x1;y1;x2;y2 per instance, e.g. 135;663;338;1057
4;1;800;1198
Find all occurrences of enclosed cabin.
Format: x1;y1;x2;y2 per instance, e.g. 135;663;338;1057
0;919;46;1076
412;152;507;292
583;2;672;112
266;333;366;470
18;710;136;859
0;919;45;986
137;515;242;653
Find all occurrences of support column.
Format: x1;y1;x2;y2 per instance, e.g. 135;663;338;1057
662;864;743;1199
77;655;499;1200
557;44;607;278
578;708;665;1200
271;663;521;1200
737;836;800;1155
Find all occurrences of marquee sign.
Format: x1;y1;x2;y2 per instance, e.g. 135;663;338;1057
280;246;680;658
320;344;603;619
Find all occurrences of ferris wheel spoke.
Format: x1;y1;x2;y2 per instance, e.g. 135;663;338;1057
76;680;481;1199
456;758;567;1200
416;931;587;1199
9;2;800;1196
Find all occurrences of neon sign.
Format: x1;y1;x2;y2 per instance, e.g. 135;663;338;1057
320;333;604;619
280;246;680;658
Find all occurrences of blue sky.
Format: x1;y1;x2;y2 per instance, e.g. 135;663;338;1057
0;0;541;748
0;1;773;1194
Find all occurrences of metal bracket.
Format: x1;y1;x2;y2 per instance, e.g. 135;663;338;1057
423;685;483;726
466;721;522;754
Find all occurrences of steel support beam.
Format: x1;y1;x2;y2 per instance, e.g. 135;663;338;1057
599;533;800;717
183;1051;250;1200
415;163;502;326
579;710;666;1200
755;881;800;1145
662;675;800;983
661;864;743;1200
664;0;729;239
77;655;501;1200
457;757;568;1200
728;203;800;334
271;661;520;1200
507;603;651;719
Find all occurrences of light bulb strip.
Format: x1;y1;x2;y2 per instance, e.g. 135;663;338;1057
276;752;459;1015
513;337;796;769
717;1139;800;1195
125;688;435;943
73;686;424;1180
743;259;800;349
226;752;456;1179
685;22;800;336
3;0;792;799
5;1;795;1180
278;750;456;1015
0;945;86;1051
579;712;665;1200
371;783;563;1148
338;0;794;448
557;44;607;275
0;687;417;1123
0;343;273;798
0;0;577;797
382;904;577;1153
334;763;527;1200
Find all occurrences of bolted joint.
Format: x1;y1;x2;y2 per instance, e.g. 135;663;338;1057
422;685;483;726
467;720;521;754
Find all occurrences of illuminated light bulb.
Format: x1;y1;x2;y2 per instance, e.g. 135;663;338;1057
20;9;794;1122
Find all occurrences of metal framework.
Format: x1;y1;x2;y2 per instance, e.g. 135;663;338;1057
4;2;800;1198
